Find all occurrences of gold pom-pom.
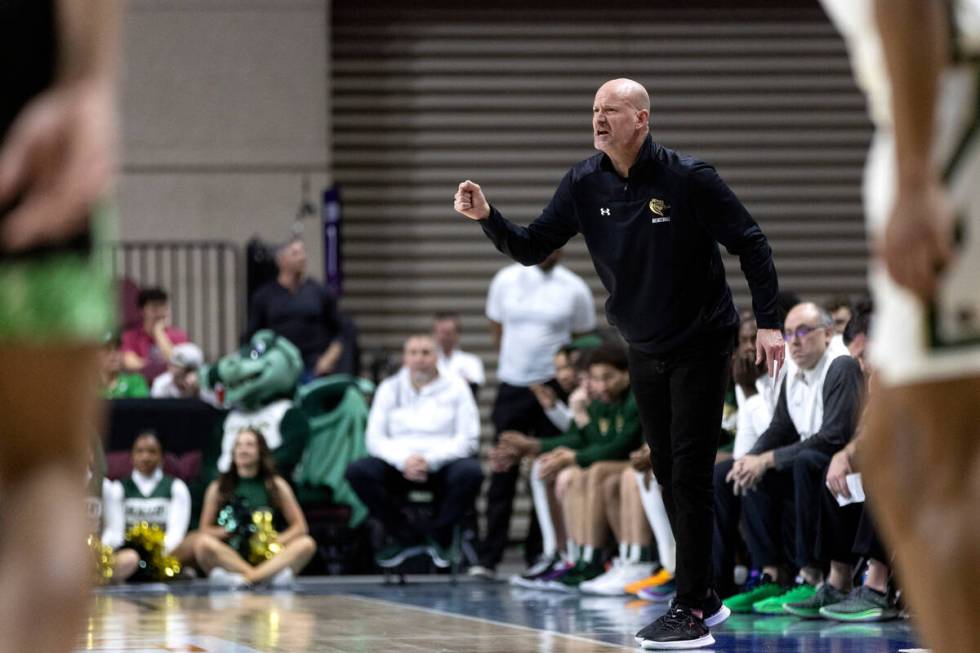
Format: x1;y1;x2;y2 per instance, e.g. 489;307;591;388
247;510;283;565
124;522;182;581
87;534;115;585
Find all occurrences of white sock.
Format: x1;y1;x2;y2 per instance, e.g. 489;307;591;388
635;470;676;574
582;545;594;563
567;539;580;563
628;543;642;563
619;542;628;561
529;459;558;558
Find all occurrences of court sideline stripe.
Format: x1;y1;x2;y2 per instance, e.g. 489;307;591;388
339;593;636;650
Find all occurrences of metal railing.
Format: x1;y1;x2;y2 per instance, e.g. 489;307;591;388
107;241;243;362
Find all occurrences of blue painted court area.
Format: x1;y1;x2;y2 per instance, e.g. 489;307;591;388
321;579;921;652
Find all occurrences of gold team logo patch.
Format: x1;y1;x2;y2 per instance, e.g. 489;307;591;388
649;198;668;217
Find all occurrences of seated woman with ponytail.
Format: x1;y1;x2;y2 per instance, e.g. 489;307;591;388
190;427;316;589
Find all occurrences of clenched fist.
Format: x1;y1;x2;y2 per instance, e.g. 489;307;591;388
454;180;490;220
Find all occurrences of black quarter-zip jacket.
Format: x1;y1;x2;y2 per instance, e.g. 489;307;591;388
480;135;780;355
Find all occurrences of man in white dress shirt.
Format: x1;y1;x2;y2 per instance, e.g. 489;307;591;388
719;303;864;611
432;312;485;393
346;335;483;569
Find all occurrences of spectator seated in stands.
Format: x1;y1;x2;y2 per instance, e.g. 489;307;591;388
781;304;900;622
101;331;149;399
528;344;581;434
466;342;591;581
575;442;674;597
825;295;853;337
150;342;215;404
500;342;592;583
188;427;316;589
246;238;344;381
122;287;189;384
107;431;192;576
346;334;483;570
732;320;773;459
712;311;771;597
432;311;485;394
619;442;678;601
497;342;642;589
719;302;864;615
825;294;853;353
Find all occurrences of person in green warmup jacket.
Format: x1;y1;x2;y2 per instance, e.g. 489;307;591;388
496;341;642;589
189;428;315;589
101;331;148;399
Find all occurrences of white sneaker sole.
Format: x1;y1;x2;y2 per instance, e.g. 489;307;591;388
540;579;571;591
427;546;452;569
638;633;715;650
579;584;628;596
376;545;426;568
705;604;731;627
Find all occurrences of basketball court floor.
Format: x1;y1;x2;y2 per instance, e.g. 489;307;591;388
82;576;923;653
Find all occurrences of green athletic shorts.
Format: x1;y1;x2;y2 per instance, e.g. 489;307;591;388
0;202;114;342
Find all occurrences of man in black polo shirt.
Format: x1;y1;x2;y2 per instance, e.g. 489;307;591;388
246;238;343;381
454;78;784;650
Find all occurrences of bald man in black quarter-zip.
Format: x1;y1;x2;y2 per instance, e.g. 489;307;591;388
455;78;786;651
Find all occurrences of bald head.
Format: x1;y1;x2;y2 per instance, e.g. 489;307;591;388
597;78;650;112
784;302;833;370
785;302;831;329
593;78;651;173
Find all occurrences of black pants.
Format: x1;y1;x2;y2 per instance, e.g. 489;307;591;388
712;457;742;597
815;480;863;566
627;342;733;608
816;483;889;569
346;456;484;545
853;502;888;563
742;448;831;571
478;382;560;568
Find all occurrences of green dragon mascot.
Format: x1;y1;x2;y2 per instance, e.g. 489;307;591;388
202;330;309;481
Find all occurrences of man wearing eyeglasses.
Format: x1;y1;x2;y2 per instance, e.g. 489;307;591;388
719;302;864;614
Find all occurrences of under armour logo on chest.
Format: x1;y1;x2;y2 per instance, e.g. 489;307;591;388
600;208;610;216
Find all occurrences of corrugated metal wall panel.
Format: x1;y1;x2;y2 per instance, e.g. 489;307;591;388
332;0;872;540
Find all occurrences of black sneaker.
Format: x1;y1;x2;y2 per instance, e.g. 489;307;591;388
701;589;732;627
509;552;558;588
785;583;848;619
634;604;715;650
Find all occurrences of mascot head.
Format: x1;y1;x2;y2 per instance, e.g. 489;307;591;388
204;330;303;410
